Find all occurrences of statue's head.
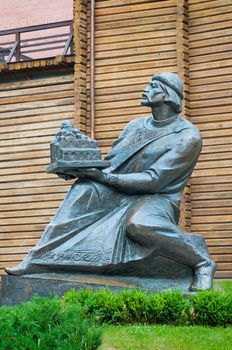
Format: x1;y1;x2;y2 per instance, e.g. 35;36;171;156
61;120;74;129
141;73;183;113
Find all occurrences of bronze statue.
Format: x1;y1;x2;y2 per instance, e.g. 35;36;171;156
6;73;216;291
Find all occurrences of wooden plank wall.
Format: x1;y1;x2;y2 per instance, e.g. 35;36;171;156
189;0;232;278
83;0;232;278
85;0;190;231
0;68;74;275
86;0;178;156
1;0;232;278
84;0;191;229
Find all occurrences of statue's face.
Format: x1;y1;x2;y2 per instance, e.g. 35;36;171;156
61;121;73;129
141;80;165;107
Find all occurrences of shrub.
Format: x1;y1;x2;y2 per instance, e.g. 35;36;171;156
146;290;190;324
0;295;102;350
63;288;232;327
64;288;189;325
189;290;232;326
64;288;129;324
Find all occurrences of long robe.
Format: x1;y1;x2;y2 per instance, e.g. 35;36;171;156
8;115;206;276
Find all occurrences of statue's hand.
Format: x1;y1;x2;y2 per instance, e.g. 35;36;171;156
57;173;76;181
76;168;106;182
56;169;107;183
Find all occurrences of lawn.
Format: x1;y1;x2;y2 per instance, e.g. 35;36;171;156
99;280;232;350
214;280;232;294
99;325;232;350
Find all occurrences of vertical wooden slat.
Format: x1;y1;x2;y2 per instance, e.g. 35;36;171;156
90;0;96;139
73;0;87;132
176;0;191;231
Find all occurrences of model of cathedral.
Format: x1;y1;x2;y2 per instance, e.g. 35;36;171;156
46;120;110;174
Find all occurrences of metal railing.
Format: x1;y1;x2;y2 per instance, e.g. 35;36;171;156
0;20;73;63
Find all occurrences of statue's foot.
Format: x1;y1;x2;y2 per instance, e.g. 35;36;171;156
5;261;33;276
190;260;217;291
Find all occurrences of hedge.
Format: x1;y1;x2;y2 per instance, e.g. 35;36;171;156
63;288;232;327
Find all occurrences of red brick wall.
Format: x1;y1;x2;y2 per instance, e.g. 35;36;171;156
0;0;73;30
0;0;73;59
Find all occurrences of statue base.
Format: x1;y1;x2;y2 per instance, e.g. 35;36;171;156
0;271;193;306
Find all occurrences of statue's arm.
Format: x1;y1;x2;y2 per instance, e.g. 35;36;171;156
102;131;202;195
104;171;157;194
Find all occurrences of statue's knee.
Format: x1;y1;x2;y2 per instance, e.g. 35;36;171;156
126;214;142;241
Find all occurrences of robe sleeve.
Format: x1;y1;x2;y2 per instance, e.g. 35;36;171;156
110;129;202;195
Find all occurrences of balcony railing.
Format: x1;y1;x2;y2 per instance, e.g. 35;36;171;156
0;20;73;63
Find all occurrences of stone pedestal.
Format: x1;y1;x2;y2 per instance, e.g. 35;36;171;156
0;270;192;306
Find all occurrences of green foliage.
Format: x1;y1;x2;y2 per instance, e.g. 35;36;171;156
150;290;189;324
189;290;232;326
64;288;232;327
1;286;231;350
0;295;102;350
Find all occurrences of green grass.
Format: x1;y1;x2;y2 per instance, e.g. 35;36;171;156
98;281;232;350
213;280;232;294
99;325;232;350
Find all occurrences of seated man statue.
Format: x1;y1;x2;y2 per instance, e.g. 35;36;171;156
7;72;216;291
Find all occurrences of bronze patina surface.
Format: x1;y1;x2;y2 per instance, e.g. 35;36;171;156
6;73;216;293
